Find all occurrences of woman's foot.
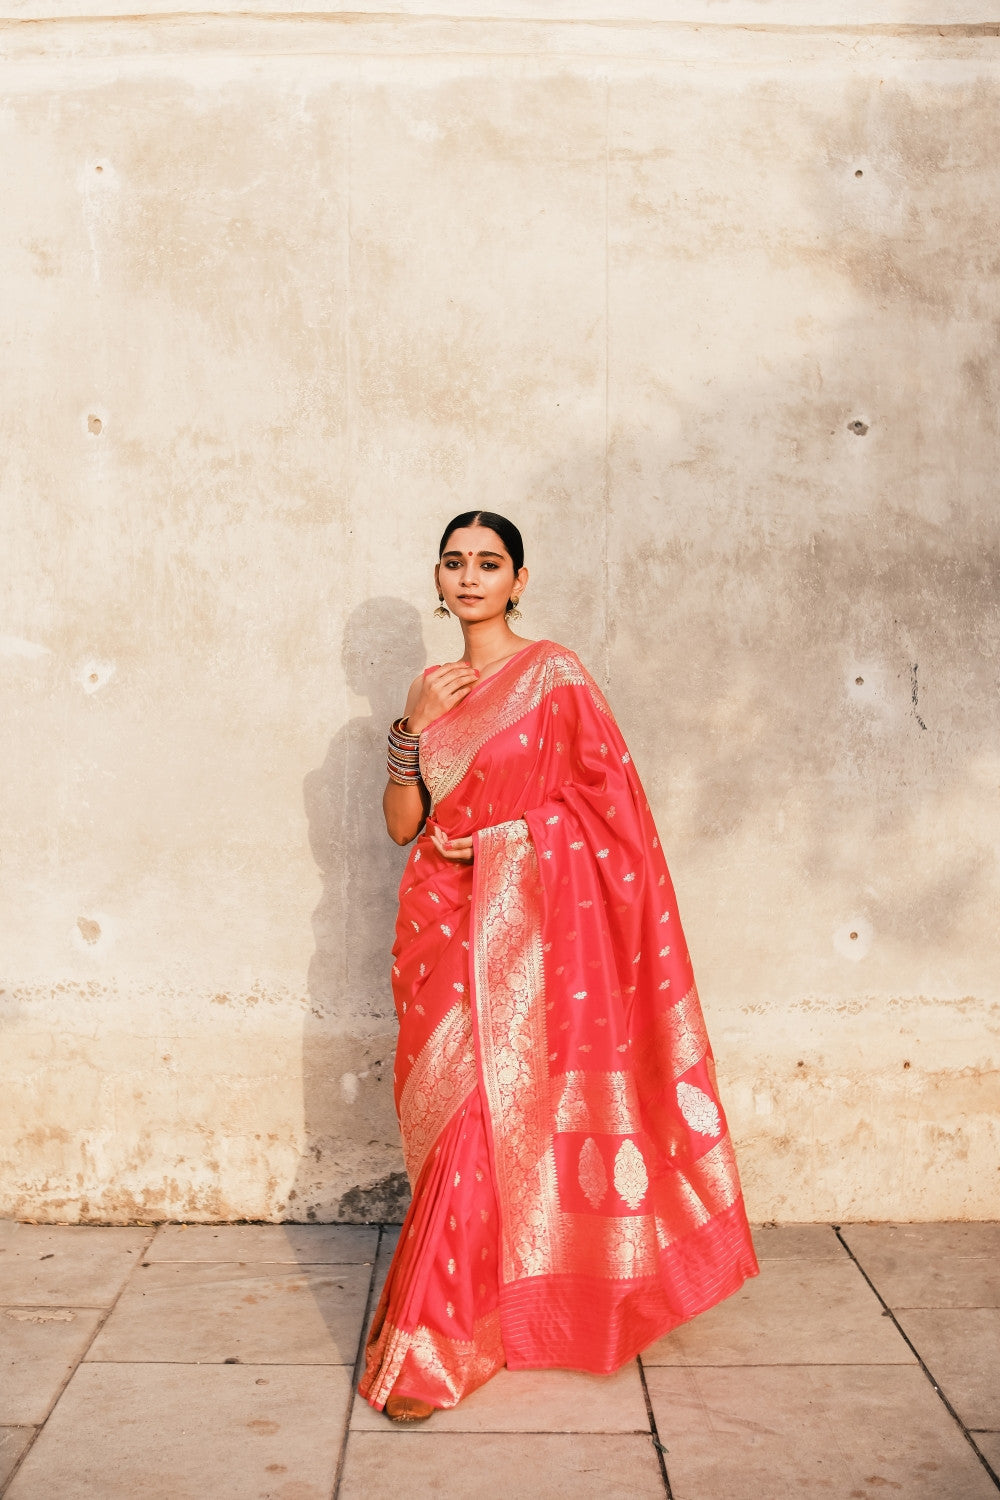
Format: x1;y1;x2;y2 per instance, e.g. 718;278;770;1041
385;1393;435;1423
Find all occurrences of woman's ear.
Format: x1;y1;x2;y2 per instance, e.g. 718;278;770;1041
515;565;529;596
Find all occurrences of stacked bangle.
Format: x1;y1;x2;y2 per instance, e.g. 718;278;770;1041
387;716;422;785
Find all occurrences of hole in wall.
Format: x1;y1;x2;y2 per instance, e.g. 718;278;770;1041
855;168;864;177
834;918;872;960
77;657;115;693
848;419;869;436
847;665;887;707
87;414;103;435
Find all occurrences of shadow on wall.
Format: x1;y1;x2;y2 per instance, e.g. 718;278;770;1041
290;69;999;1229
291;597;425;1224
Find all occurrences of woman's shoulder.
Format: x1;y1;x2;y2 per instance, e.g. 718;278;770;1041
516;640;604;704
527;640;615;720
530;639;593;680
402;671;426;712
525;637;578;661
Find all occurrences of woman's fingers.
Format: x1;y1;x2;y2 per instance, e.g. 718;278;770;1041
428;660;474;678
443;675;478;700
430;831;475;864
412;661;479;730
430;661;478;687
422;664;477;708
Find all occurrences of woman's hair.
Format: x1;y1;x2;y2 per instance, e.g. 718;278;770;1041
438;511;524;572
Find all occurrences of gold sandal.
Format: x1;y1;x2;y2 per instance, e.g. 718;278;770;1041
385;1393;435;1424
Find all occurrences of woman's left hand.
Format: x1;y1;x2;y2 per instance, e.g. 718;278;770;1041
431;830;475;865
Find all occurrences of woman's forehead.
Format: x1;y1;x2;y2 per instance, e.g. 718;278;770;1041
441;525;509;557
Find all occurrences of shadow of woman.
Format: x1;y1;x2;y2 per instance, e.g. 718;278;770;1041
292;597;426;1223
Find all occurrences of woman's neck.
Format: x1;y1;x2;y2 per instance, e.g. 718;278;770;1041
460;619;527;672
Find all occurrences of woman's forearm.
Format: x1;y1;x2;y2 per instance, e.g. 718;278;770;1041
383;779;430;845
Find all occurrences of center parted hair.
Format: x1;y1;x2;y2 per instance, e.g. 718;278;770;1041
438;511;524;573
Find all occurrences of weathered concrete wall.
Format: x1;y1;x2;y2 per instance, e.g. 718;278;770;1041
1;5;997;1224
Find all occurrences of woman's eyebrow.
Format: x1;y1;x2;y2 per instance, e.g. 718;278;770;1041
441;549;506;560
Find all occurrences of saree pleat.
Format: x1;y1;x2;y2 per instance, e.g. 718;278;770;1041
360;1089;505;1409
360;639;758;1410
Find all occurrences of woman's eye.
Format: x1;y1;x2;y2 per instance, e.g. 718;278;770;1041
444;560;460;569
482;562;498;570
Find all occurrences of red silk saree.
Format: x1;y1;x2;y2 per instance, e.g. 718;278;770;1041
360;639;757;1410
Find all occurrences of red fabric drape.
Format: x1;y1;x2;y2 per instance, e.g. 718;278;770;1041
360;640;757;1409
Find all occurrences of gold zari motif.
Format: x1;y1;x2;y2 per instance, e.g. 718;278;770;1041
578;1137;608;1208
613;1139;649;1210
677;1081;722;1138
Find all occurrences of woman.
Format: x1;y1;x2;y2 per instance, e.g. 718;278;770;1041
360;511;758;1423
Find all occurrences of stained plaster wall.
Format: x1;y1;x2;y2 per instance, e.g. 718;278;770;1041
1;4;998;1225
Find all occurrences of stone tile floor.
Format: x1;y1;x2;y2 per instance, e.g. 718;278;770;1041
1;1219;997;1498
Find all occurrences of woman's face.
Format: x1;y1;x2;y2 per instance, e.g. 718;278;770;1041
435;525;526;624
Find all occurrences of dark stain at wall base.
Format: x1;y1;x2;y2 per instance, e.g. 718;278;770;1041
336;1172;411;1225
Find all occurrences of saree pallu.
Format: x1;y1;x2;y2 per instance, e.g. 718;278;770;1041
360;639;758;1410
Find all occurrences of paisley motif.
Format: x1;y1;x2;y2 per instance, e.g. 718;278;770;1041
578;1137;608;1208
677;1081;722;1138
613;1139;649;1210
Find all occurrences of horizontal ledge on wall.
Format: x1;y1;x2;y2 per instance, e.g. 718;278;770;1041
3;3;1000;26
2;14;999;67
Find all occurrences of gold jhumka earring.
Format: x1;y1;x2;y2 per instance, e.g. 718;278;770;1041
433;595;450;619
506;596;523;621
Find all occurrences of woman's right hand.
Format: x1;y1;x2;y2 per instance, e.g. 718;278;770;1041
407;661;479;733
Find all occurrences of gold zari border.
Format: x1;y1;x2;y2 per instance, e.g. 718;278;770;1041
421;645;608;807
398;1001;478;1187
473;818;565;1283
659;983;712;1081
551;1069;643;1135
473;825;746;1287
363;1310;505;1410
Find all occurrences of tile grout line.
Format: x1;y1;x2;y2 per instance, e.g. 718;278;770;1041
37;1359;362;1367
0;1224;158;1499
833;1226;1000;1493
637;1356;673;1498
332;1223;383;1500
636;1359;932;1369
